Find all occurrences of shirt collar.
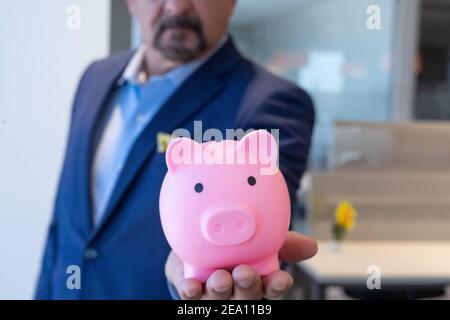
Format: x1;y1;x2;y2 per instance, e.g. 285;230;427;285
119;46;148;85
117;35;229;87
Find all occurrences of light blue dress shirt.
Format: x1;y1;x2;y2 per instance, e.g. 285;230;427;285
92;39;227;225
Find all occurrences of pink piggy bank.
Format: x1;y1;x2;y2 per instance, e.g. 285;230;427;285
159;130;291;282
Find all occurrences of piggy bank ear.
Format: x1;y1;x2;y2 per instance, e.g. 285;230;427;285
165;137;199;173
236;130;279;168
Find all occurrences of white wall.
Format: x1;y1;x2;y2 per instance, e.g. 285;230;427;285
0;0;111;299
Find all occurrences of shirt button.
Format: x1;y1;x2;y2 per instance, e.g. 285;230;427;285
84;248;99;260
116;161;124;171
136;114;147;125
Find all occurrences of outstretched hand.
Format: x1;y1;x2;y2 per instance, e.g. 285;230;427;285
165;231;318;300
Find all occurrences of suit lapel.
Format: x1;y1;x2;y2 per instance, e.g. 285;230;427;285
75;52;134;234
88;39;242;241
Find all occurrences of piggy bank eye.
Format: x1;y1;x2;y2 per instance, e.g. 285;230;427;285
194;183;204;193
247;176;256;186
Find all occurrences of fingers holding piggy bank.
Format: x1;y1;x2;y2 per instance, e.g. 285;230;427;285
159;130;291;283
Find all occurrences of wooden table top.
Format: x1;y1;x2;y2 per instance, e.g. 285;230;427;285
298;241;450;286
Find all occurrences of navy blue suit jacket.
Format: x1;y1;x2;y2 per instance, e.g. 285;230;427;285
35;38;315;299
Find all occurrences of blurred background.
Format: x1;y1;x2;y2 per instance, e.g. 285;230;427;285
1;0;449;299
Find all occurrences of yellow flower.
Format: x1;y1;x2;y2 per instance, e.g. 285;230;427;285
335;201;357;230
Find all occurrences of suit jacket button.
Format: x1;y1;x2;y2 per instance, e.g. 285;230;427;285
84;248;99;260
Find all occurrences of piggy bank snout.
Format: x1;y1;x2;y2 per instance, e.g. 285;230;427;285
201;208;256;246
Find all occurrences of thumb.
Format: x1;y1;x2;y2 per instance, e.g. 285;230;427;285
279;231;318;263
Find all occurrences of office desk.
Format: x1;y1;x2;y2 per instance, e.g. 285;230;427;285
296;241;450;299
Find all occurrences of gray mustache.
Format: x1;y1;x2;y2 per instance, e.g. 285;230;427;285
156;15;203;36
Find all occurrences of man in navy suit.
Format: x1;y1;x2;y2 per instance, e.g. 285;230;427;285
35;0;317;300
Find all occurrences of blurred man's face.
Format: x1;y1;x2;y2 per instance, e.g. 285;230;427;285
126;0;236;62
